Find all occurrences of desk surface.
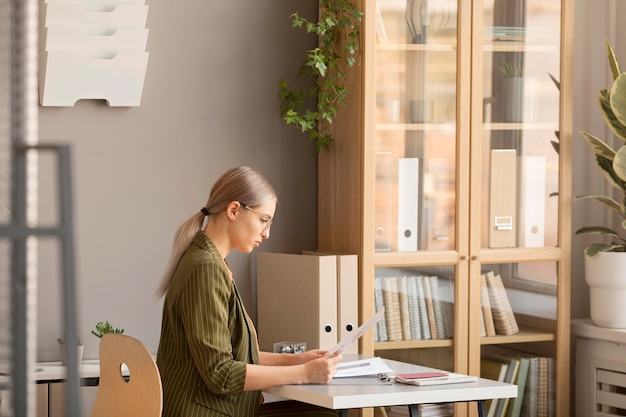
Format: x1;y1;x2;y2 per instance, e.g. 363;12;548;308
265;356;517;410
0;360;118;383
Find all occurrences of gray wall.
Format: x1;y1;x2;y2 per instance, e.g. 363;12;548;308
36;0;320;361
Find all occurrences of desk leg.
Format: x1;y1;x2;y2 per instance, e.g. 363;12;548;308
408;404;419;416
338;410;348;417
477;400;487;417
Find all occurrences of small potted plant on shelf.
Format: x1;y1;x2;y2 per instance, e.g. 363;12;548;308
575;39;626;328
56;336;83;366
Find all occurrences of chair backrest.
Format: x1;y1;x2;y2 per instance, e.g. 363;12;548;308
91;333;162;417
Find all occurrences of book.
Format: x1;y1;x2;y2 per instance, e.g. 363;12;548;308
536;357;549;417
395;371;448;381
485;271;519;335
479;309;487;337
521;357;540;417
547;357;556;417
394;372;478;386
387;403;453;417
481;346;531;417
481;358;509;417
415;276;431;340
422;275;438;339
397;276;412;340
480;273;496;337
406;275;422;340
428;276;446;339
382;276;403;341
439;276;455;339
374;276;388;342
490;356;520;417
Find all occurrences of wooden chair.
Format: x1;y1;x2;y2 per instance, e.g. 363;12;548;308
91;333;162;417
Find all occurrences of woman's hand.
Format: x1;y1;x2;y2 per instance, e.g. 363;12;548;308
293;349;328;364
302;353;342;384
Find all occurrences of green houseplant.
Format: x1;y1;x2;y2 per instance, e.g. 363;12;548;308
91;321;125;338
278;0;363;153
575;39;626;328
575;39;626;256
56;336;83;366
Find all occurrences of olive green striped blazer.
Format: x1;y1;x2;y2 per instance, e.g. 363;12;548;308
157;232;261;417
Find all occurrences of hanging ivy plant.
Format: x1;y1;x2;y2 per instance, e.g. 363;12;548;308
278;0;363;153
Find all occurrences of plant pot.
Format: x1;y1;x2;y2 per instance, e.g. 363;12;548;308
585;252;626;328
60;344;84;367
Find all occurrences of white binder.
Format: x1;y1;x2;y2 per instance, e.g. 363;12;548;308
300;251;359;354
517;156;546;247
489;150;517;248
397;158;419;251
375;152;393;252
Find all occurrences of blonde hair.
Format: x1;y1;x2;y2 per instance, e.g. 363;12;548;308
155;166;276;298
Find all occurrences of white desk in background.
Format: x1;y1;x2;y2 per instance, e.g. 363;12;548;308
0;360;120;417
265;355;517;417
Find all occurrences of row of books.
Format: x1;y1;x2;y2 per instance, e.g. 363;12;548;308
373;275;454;342
481;346;555;417
374;270;520;342
480;271;520;337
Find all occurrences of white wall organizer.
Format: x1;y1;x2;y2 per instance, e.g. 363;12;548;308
39;0;150;107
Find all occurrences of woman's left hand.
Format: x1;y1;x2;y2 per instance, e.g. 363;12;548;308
294;349;329;364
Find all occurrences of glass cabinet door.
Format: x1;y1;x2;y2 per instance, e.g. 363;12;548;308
373;0;459;254
480;0;561;254
369;0;467;375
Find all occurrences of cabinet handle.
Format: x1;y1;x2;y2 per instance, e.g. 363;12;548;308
471;256;479;261
460;255;468;260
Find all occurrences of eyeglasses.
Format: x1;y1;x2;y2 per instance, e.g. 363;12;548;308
239;202;273;233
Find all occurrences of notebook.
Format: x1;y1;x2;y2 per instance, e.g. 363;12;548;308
394;372;478;386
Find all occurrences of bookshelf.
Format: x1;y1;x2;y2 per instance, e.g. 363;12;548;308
316;0;572;416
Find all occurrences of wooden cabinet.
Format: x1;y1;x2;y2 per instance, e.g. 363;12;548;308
317;0;572;416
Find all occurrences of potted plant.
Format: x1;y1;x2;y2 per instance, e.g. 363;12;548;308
278;0;363;153
499;61;531;122
56;336;83;366
91;321;125;338
575;39;626;328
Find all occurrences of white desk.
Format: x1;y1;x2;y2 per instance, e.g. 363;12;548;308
265;356;517;417
0;359;106;384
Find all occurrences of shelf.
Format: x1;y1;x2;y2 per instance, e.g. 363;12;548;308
479;247;562;263
480;327;555;345
376;43;457;52
483;122;557;131
374;250;460;267
376;123;456;131
373;327;555;351
483;43;558;53
375;338;453;350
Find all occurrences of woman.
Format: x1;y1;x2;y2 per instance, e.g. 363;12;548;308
155;166;341;417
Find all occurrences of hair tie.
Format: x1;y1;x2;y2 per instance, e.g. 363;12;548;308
200;207;209;216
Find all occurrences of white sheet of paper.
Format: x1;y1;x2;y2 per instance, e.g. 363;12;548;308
333;357;395;378
325;307;385;356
